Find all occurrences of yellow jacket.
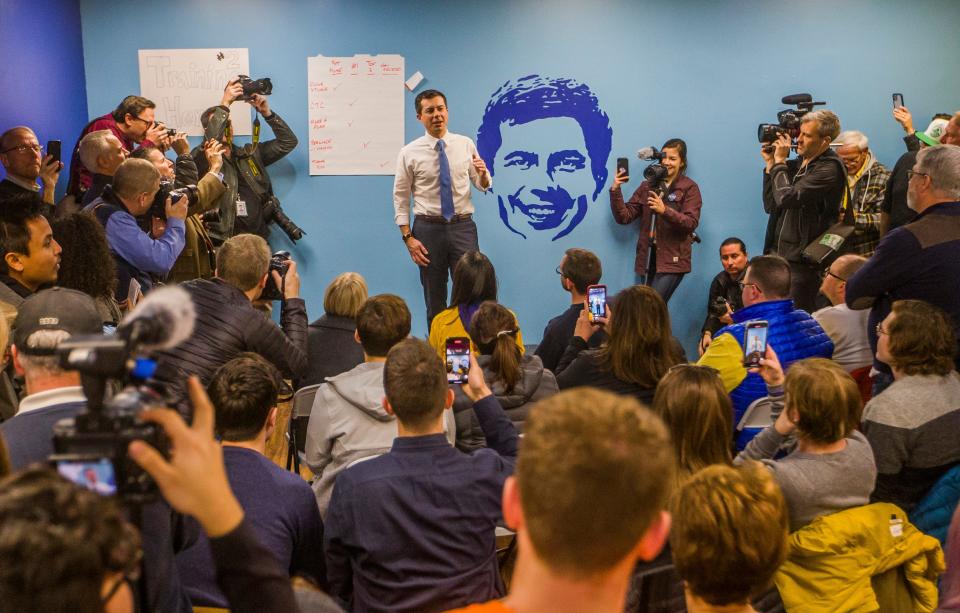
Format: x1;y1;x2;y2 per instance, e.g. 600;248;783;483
428;306;525;361
775;503;944;613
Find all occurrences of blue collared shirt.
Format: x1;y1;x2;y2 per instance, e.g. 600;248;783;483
104;208;185;275
324;395;518;613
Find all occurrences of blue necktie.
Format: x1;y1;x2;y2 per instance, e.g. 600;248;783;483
436;139;455;221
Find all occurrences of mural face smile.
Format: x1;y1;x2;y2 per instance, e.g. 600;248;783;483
494;117;595;239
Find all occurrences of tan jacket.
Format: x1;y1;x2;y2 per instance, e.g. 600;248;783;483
167;172;224;284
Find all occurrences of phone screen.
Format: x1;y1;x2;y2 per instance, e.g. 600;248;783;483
616;157;629;177
892;93;904;109
445;337;470;384
587;285;607;321
743;322;768;367
55;457;118;496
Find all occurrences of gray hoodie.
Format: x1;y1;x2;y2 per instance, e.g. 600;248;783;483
452;354;558;452
305;361;455;517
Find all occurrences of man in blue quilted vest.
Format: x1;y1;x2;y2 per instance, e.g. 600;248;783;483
698;254;833;449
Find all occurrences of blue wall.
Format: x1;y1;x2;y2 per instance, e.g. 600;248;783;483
78;0;960;354
0;0;88;198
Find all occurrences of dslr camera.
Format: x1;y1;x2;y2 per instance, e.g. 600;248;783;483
262;195;305;242
149;180;199;220
260;250;291;301
238;74;273;101
758;93;826;143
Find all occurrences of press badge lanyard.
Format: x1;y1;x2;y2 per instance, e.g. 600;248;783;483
235;111;262;216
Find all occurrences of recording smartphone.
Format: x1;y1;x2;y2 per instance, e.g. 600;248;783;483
445;337;470;384
616;157;629;178
587;284;607;321
53;456;118;496
742;320;769;368
892;93;904;109
46;139;61;164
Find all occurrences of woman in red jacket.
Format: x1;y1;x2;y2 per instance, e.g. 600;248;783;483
610;138;702;302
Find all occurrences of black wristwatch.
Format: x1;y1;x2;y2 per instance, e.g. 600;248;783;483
401;232;413;243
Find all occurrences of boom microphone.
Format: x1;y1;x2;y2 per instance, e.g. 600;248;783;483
637;146;659;161
781;93;813;105
118;286;195;351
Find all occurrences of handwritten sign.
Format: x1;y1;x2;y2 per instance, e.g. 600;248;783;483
307;54;404;175
138;48;253;136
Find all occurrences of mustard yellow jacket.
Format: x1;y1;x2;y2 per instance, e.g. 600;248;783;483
775;503;944;613
428;306;524;361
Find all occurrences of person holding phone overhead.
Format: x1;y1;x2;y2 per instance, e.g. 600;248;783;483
610;138;702;303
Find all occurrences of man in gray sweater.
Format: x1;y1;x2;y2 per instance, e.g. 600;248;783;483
735;351;876;531
305;294;454;516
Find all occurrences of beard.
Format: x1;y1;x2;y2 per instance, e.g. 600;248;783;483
498;185;589;241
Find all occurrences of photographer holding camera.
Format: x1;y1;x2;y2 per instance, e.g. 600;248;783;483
194;77;302;246
610;138;702;303
131;138;227;283
153;234;308;404
85;159;187;304
761;109;846;312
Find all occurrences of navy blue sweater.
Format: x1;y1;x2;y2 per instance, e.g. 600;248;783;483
847;201;960;371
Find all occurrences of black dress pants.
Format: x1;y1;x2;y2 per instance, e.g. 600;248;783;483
412;215;479;329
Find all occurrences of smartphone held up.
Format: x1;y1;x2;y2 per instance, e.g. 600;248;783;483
445;337;470;384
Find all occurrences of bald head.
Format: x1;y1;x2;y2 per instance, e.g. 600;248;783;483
0;127;42;181
820;254;867;306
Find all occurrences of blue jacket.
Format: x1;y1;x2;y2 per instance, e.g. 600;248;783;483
909;463;960;547
700;299;833;449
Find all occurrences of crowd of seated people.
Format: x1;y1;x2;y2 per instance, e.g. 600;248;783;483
1;83;959;613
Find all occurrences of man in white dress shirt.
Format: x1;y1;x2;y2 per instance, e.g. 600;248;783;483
393;89;491;327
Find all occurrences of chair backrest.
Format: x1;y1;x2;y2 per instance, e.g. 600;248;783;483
736;396;776;431
292;383;322;419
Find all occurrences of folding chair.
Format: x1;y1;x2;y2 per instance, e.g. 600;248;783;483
286;383;321;474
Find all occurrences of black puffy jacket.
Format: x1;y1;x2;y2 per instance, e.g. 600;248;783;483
153;278;308;404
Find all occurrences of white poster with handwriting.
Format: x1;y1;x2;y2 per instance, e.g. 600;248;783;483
307;54;404;175
138;48;253;136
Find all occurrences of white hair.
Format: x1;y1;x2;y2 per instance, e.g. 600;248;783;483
18;329;72;374
78;130;116;173
917;145;960;199
833;130;869;151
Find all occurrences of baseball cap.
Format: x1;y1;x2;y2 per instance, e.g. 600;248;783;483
916;118;949;147
13;288;103;355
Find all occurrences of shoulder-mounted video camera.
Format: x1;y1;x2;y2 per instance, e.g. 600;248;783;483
758;93;826;143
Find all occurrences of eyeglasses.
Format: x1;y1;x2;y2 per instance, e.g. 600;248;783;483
825;270;846;283
906;170;929;181
130;116;154;125
1;144;42;154
555;266;565;277
875;322;889;336
100;549;142;605
737;281;759;291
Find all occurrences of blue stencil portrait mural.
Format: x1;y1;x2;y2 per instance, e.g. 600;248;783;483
476;75;613;241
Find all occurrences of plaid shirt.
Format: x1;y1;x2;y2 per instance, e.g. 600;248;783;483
843;157;891;256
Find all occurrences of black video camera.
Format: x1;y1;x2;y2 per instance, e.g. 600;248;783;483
262;195;305;242
709;296;730;318
238;74;273;101
637;147;670;192
260;250;291;301
758;93;826;143
149;181;198;220
50;335;171;502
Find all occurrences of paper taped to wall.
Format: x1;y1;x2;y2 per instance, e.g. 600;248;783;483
307;54;404;175
138;48;253;136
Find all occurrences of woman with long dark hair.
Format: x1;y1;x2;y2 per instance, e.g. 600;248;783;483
428;251;524;359
610;138;702;303
451;301;558;451
50;212;121;326
556;284;683;403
